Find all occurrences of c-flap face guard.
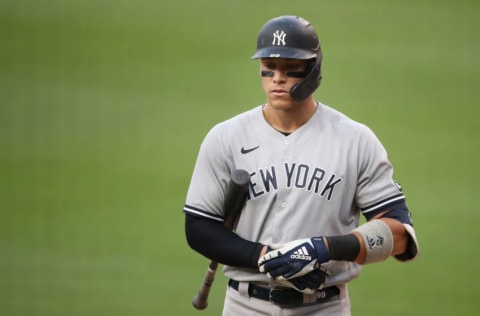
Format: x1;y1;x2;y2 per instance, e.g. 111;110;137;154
289;59;321;102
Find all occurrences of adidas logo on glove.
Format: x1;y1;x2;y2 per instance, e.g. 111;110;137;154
290;246;312;260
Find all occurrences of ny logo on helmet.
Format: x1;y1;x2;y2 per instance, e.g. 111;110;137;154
272;30;286;46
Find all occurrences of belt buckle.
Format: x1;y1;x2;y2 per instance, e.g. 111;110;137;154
268;288;288;305
268;288;275;303
269;288;284;304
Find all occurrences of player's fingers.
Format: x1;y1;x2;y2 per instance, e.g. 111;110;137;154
300;271;325;288
265;261;292;278
258;249;281;267
259;257;281;273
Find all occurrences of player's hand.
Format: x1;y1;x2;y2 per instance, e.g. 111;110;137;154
276;268;328;294
258;237;330;279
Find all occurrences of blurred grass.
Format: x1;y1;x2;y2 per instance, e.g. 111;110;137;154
1;0;479;315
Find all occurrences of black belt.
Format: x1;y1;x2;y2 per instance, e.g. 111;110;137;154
228;279;340;306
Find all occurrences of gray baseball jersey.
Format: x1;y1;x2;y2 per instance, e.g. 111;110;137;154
184;102;405;287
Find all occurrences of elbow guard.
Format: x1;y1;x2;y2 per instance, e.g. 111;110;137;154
382;202;420;261
394;223;420;261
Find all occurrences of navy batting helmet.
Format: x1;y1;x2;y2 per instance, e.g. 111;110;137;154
252;16;322;102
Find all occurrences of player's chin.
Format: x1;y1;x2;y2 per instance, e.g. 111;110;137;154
268;94;294;105
268;98;296;109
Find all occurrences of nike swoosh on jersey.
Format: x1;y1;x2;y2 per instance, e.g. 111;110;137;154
241;146;260;154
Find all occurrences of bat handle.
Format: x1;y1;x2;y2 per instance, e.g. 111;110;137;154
192;261;218;310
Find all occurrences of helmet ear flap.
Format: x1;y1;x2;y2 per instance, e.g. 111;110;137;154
289;59;321;102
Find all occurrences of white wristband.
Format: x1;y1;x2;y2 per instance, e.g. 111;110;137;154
353;219;393;264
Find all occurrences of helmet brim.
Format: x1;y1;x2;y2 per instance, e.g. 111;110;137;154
251;47;318;60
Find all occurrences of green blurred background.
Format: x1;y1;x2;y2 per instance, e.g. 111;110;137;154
1;0;478;315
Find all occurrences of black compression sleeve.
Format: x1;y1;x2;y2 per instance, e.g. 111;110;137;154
185;214;264;268
325;234;361;261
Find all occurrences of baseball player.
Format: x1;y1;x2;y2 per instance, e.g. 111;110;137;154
184;15;419;315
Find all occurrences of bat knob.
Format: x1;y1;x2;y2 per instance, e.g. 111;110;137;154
192;296;208;310
231;169;250;186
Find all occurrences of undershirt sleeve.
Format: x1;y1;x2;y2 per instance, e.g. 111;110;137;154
185;214;264;268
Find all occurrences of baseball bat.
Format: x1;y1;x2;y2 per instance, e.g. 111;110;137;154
191;169;250;310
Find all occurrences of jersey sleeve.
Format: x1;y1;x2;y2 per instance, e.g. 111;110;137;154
355;126;405;217
183;122;234;221
354;126;420;261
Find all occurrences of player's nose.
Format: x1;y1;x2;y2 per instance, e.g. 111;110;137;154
272;70;287;83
